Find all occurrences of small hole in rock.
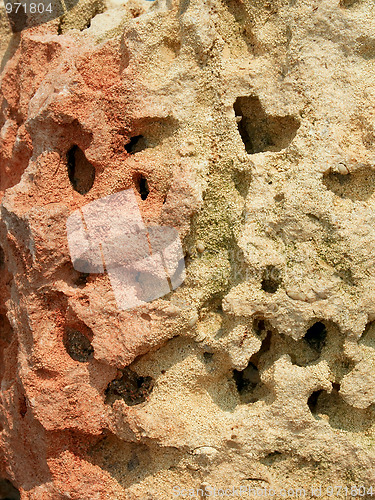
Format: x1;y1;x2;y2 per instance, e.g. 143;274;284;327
304;322;327;353
307;389;323;413
340;0;358;7
19;396;27;418
105;367;154;406
64;329;94;362
0;314;14;344
233;362;260;394
0;478;20;500
261;265;281;294
125;135;148;154
141;313;152;321
0;247;4;269
232;330;273;403
67;145;95;195
134;174;150;200
253;318;266;336
251;330;272;367
74;273;89;288
234;96;300;154
203;352;213;362
265;451;282;459
332;382;341;392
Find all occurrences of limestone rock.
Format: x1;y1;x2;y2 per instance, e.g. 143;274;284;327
2;0;375;498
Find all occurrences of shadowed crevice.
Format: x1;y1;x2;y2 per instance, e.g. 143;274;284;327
67;145;95;195
234;96;300;154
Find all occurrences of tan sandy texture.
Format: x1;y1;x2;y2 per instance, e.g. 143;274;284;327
1;0;375;498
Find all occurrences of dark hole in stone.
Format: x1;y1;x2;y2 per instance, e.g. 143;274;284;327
266;451;282;459
233;96;300;154
340;0;358;7
67;145;95;195
307;389;323;413
203;352;214;362
332;382;341;392
105;367;154;406
233;329;272;403
74;273;89;288
125;135;148;154
304;322;327;353
233;362;260;394
0;314;14;344
183;253;191;268
274;193;284;202
0;478;20;500
141;313;152;321
261;265;281;294
253;318;266;335
19;396;27;418
0;247;4;269
64;329;94;362
134;174;150;200
139;177;149;200
251;330;272;367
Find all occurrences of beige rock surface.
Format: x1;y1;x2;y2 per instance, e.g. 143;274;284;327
1;0;375;498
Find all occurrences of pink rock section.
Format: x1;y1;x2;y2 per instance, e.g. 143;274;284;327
0;20;198;500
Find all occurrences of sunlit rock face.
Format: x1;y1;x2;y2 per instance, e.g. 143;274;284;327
1;0;375;497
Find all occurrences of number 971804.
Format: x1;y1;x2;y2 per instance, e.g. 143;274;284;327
3;0;79;31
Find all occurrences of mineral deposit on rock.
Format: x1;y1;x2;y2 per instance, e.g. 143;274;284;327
1;0;375;498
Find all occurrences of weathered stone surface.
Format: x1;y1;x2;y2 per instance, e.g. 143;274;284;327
1;0;375;498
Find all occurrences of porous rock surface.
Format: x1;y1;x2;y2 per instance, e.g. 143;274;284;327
1;0;375;498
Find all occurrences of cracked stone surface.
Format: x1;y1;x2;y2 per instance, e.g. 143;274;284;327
1;0;375;498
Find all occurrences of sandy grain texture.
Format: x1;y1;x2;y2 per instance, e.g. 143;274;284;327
1;0;375;498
